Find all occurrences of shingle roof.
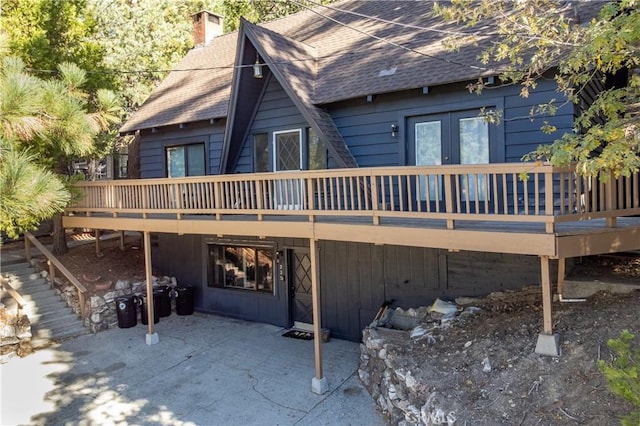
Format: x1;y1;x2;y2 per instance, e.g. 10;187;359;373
241;22;358;168
120;0;603;133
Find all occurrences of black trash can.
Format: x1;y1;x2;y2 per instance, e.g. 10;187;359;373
154;285;172;317
175;285;194;316
139;294;160;325
115;295;137;328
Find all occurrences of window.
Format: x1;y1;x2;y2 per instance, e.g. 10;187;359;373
254;133;270;172
167;143;205;177
254;128;327;173
207;244;274;293
308;128;327;170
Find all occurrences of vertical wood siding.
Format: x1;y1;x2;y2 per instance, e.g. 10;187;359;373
152;234;548;342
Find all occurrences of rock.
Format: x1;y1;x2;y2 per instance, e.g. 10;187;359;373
103;292;118;302
91;296;106;308
389;384;398;400
0;324;15;339
115;280;130;290
40;270;48;278
410;326;428;339
405;371;418;391
0;336;19;347
482;357;492;372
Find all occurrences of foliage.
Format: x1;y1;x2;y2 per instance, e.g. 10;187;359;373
433;0;640;179
2;0;125;175
0;142;70;239
220;0;310;32
89;0;220;114
598;330;640;426
0;37;121;239
1;0;114;92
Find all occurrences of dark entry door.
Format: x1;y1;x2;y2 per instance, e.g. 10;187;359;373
290;249;313;325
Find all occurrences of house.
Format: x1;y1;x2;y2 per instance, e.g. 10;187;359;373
64;1;640;393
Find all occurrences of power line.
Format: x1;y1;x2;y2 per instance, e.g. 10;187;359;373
288;0;487;71
303;0;497;37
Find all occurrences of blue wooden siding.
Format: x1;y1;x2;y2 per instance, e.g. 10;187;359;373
327;79;572;167
233;78;339;173
151;232;546;342
138;122;225;178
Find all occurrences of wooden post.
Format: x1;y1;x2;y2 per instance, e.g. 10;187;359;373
95;229;101;256
310;238;328;394
544;169;555;233
540;256;553;335
371;174;380;225
605;172;617;228
444;174;455;229
143;231;158;344
119;230;125;251
557;257;566;296
48;260;56;289
535;255;560;356
25;237;31;263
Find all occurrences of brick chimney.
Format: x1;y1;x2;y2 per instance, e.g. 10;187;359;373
192;11;223;47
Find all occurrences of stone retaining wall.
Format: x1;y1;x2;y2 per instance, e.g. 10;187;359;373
0;308;32;363
358;304;475;426
84;276;176;333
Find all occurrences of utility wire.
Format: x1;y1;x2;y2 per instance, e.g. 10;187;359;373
302;0;498;37
26;0;490;75
288;0;487;71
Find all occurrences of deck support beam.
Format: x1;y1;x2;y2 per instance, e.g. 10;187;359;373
143;231;159;345
310;237;328;394
535;255;560;356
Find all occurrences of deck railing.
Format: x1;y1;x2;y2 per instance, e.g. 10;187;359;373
68;163;640;233
24;232;87;319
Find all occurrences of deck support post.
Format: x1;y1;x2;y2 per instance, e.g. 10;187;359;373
143;231;159;345
309;238;328;394
535;255;560;356
119;230;125;251
95;229;101;256
557;257;566;295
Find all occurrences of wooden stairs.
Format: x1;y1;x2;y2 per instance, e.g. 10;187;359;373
1;255;88;348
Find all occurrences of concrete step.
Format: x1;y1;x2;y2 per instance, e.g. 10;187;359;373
0;261;32;273
29;309;79;326
2;264;88;344
33;314;83;331
5;270;45;282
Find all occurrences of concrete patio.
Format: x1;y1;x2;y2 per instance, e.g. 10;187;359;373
0;312;384;425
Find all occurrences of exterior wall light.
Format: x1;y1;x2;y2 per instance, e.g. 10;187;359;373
391;124;399;137
253;54;264;79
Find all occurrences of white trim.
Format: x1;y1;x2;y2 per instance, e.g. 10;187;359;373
272;128;303;171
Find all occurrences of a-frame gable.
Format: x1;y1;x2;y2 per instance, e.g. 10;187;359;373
220;19;357;174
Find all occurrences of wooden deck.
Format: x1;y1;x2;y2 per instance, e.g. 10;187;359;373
64;163;640;259
62;163;640;359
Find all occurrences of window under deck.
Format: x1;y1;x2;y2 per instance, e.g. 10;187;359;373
64;163;640;259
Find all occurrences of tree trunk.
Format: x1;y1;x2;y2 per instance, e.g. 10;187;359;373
52;213;69;255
